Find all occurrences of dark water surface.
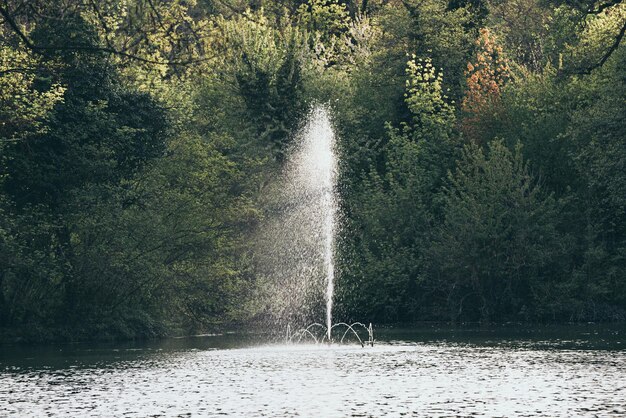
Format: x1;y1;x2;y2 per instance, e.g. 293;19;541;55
1;325;625;417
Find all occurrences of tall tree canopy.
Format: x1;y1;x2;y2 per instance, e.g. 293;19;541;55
1;0;624;341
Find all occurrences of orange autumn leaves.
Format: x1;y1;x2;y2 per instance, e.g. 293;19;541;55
461;28;510;144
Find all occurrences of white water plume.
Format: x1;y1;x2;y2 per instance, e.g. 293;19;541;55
256;106;338;333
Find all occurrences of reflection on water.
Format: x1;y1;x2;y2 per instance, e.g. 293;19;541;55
1;325;625;417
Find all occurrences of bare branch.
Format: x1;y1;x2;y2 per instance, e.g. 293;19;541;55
0;5;35;49
598;18;626;64
573;19;626;74
588;0;623;14
87;0;115;50
0;4;213;66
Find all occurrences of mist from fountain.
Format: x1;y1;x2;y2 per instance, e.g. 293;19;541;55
256;106;338;333
255;106;373;346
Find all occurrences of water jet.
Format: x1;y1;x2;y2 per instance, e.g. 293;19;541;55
258;105;373;345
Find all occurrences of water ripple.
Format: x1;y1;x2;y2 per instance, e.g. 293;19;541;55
1;341;625;417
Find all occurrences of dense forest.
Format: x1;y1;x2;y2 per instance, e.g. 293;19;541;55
0;0;624;341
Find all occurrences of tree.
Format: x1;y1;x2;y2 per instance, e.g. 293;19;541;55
403;0;476;100
215;10;308;159
0;36;65;143
296;0;351;38
429;140;563;323
461;28;510;145
336;58;458;321
0;15;170;334
560;0;626;74
565;43;626;318
0;0;212;68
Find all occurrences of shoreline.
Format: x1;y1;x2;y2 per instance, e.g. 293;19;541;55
2;320;624;346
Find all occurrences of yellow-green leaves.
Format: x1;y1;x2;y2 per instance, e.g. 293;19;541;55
0;45;65;142
404;56;455;141
296;0;350;38
567;1;626;72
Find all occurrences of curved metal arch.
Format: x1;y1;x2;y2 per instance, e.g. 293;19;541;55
285;322;374;347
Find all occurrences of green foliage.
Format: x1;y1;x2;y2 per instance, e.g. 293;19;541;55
296;0;351;38
478;69;578;196
215;10;308;158
429;140;564;322
561;2;625;73
402;0;476;99
0;10;265;338
487;0;555;70
0;30;65;143
336;58;458;322
336;0;625;323
1;0;625;339
404;57;456;141
566;45;626;316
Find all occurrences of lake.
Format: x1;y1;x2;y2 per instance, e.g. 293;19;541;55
1;325;625;417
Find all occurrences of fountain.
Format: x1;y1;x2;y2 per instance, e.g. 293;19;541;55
286;322;374;347
256;105;373;346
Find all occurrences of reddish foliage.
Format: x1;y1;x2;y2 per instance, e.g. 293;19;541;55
461;28;510;144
